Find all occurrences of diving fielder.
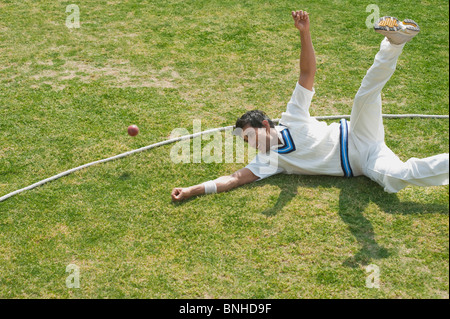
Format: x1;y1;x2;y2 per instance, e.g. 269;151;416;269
171;10;449;202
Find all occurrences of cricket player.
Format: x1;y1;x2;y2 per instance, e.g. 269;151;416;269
171;10;449;202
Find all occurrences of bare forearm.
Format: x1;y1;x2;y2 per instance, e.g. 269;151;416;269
292;10;315;90
299;29;316;76
188;176;237;196
171;168;258;202
213;175;240;192
186;183;206;197
171;176;237;202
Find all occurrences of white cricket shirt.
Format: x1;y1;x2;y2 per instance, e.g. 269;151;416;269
245;82;348;180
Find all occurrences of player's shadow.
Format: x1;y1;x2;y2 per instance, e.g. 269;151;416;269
255;175;448;268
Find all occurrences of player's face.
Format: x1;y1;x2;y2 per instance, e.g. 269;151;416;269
242;125;271;153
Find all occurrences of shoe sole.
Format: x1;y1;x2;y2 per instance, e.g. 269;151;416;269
374;16;420;32
402;18;420;31
374;16;400;31
374;16;420;45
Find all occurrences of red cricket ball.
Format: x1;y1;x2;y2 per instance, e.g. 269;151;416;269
127;125;139;136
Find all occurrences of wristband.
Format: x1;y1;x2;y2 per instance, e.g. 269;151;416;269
202;180;217;194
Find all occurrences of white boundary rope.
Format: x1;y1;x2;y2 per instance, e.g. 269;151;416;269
1;114;448;202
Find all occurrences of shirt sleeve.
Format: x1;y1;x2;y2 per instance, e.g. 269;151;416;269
245;153;284;181
280;82;315;126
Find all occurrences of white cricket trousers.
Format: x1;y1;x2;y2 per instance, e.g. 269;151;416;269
349;38;449;193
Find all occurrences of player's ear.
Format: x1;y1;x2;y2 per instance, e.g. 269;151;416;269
262;120;270;131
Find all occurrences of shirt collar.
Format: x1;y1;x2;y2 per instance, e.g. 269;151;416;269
271;125;286;150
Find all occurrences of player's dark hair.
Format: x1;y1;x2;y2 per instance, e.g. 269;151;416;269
235;110;275;129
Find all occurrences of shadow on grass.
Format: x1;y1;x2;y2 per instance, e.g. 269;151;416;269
256;175;448;268
119;172;132;181
169;174;448;268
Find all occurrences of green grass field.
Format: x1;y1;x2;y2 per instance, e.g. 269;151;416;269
0;0;448;298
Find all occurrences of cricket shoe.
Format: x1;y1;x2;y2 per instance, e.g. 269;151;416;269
374;16;420;45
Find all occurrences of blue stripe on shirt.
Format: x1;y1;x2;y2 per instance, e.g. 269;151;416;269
275;128;296;154
339;119;353;178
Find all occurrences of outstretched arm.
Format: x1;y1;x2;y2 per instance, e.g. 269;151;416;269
292;10;316;91
171;168;259;202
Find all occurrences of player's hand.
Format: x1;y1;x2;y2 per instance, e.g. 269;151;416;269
292;10;310;32
171;187;191;202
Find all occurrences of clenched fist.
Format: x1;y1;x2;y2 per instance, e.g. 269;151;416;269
171;187;191;202
292;10;310;32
